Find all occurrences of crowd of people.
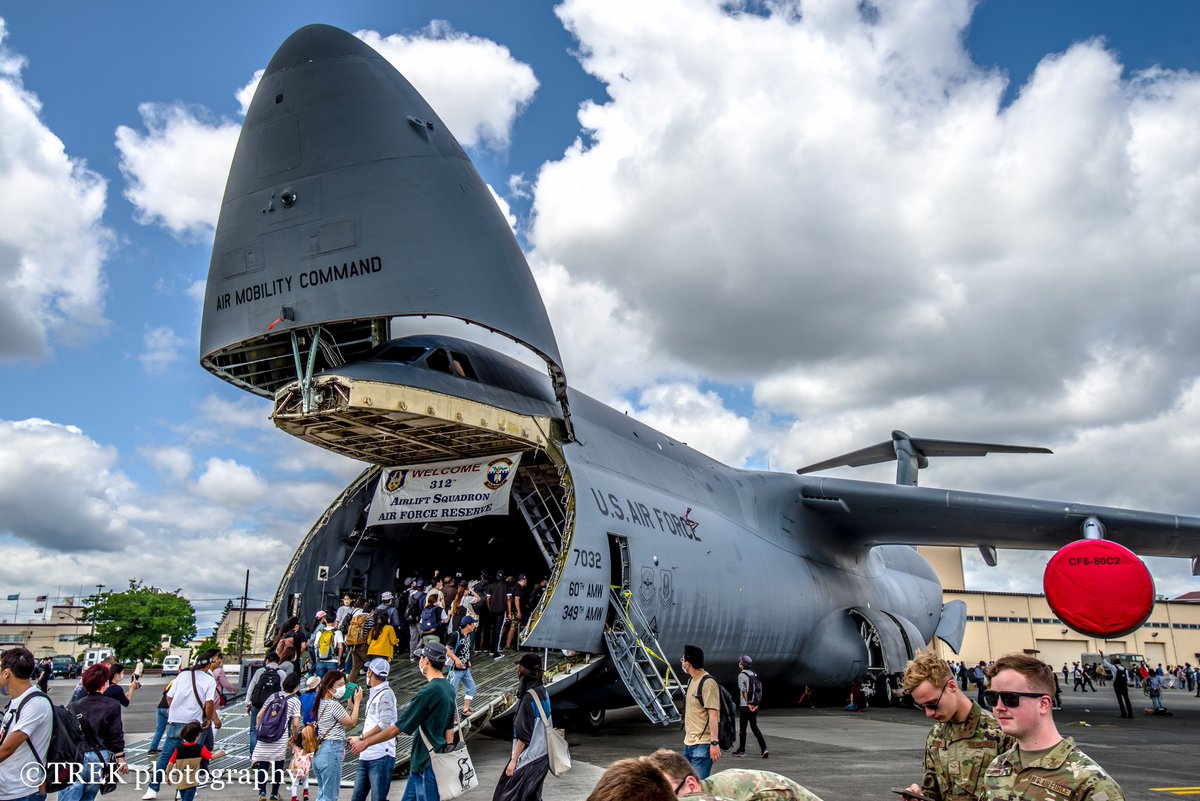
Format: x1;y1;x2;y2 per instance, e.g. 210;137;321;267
0;618;1170;801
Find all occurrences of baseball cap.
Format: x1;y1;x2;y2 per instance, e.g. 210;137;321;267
315;610;327;619
460;615;477;627
366;658;390;678
739;655;753;667
415;641;448;665
517;574;527;581
381;591;394;601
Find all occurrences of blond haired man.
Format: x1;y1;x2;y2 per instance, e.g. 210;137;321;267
982;654;1124;801
644;748;823;801
900;651;1013;801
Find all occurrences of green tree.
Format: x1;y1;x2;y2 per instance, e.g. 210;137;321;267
217;599;234;626
193;636;220;656
80;580;197;661
226;622;252;656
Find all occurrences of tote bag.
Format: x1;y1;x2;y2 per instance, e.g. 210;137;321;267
417;724;478;799
526;689;571;776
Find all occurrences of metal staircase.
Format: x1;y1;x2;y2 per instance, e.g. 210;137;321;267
605;587;683;726
513;465;567;567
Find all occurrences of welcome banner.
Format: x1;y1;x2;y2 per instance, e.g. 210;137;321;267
366;452;523;526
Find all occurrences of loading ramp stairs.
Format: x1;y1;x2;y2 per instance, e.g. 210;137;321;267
125;650;573;787
513;464;568;568
604;587;683;726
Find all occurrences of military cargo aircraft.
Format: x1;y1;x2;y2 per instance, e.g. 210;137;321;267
199;24;1200;726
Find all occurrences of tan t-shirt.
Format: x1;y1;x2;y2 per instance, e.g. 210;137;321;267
684;674;721;745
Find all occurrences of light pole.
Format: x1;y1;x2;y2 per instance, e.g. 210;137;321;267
88;584;105;650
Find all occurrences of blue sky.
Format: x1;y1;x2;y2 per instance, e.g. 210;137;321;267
2;0;1199;633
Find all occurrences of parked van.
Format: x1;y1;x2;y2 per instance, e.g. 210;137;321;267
161;655;183;676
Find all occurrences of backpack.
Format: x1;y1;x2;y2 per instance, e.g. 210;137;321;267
419;606;439;633
744;670;763;706
346;613;368;647
12;690;87;793
316;627;336;660
405;592;422;624
299;690;318;725
696;675;737;751
256;692;291;743
250;666;281;708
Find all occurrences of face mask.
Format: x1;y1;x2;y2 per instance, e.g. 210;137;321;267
333;683;346;695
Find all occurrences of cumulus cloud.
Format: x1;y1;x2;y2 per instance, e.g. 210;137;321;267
522;0;1200;595
138;325;189;374
195;457;268;505
0;20;111;361
115;103;239;237
356;22;538;149
141;445;193;481
631;383;756;465
0;419;136;551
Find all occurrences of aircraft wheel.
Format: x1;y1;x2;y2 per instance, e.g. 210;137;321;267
871;674;895;707
578;707;606;731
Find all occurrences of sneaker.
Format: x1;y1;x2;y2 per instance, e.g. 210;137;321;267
762;751;770;759
141;791;158;800
730;751;745;757
146;748;160;755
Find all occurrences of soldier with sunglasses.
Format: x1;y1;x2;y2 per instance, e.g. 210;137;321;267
900;652;1013;801
982;654;1125;801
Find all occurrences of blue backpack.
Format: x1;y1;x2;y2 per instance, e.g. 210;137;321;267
419;606;439;634
256;692;290;743
299;690;318;724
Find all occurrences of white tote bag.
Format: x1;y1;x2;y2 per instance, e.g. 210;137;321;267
527;689;572;776
417;725;478;799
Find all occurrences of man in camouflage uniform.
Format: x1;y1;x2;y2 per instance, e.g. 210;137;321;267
644;748;823;801
982;653;1125;801
900;651;1013;801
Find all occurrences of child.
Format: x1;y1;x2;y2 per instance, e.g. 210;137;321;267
167;722;226;801
288;729;312;801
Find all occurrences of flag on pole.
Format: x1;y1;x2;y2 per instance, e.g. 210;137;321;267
5;594;17;601
35;595;47;602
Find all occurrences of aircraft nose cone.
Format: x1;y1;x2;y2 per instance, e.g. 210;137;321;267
264;23;379;76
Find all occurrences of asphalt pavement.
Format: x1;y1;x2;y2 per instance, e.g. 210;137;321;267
39;675;1200;801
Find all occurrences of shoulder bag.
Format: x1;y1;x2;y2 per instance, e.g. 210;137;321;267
526;689;570;776
417;724;477;799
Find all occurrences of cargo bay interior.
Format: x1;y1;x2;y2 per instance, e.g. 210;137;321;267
275;451;571;627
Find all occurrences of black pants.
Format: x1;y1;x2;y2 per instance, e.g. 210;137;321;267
254;759;285;797
1114;684;1133;717
737;706;767;753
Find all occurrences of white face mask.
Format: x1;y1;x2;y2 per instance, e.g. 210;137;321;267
333;683;347;695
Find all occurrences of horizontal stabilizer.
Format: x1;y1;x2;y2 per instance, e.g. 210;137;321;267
796;430;1051;486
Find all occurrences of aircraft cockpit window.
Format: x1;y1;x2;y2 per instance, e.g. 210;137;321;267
449;352;477;379
371;345;427;363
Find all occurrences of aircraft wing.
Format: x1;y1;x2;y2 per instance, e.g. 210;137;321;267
797;476;1200;558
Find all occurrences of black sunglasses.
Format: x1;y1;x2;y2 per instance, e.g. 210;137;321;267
984;690;1048;707
673;776;688;795
915;680;950;712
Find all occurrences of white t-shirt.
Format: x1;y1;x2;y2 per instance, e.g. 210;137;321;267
0;686;53;800
167;669;218;725
360;683;398;760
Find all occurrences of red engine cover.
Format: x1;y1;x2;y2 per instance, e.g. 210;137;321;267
1043;539;1155;639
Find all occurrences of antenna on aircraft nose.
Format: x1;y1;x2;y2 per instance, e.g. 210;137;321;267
795;430;1052;486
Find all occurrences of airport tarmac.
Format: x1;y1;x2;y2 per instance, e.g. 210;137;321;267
40;675;1200;801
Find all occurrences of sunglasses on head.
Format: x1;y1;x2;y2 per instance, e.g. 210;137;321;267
984;690;1048;707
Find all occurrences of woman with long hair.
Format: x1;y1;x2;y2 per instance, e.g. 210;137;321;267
309;670;362;801
492;653;552;801
365;609;398;662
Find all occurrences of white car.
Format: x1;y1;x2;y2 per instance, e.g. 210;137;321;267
161;655;183;676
